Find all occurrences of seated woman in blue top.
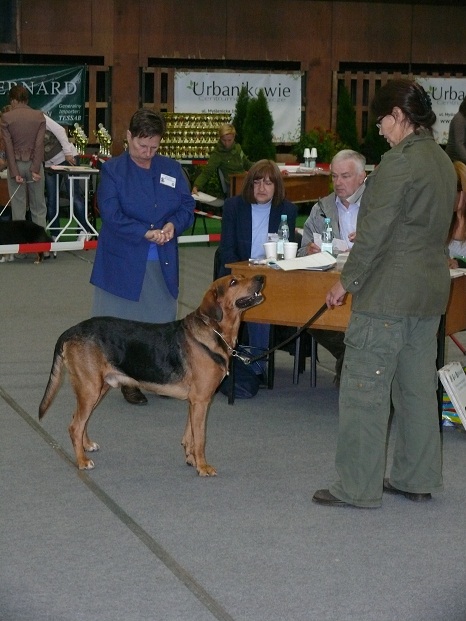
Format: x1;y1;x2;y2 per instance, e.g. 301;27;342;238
218;159;297;380
90;108;195;405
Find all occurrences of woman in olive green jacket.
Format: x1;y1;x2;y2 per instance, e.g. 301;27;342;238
192;123;253;196
313;79;457;509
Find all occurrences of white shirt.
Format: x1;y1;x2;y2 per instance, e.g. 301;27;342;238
336;196;360;248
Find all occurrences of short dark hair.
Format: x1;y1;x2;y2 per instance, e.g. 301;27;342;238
459;100;466;118
129;108;165;138
241;159;285;207
371;79;436;133
8;85;29;104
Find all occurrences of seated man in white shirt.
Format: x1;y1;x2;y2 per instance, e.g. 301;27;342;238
298;149;367;385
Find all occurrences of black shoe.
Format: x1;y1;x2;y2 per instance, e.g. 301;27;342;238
121;386;148;405
383;479;431;502
312;489;349;507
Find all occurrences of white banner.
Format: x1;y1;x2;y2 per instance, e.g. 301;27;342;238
174;71;302;143
416;77;466;144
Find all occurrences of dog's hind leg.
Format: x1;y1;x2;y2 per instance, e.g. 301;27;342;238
82;384;111;453
68;380;106;470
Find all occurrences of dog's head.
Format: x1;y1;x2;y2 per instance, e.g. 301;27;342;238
198;274;265;323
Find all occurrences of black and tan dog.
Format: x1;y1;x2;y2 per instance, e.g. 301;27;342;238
39;274;265;475
0;220;53;264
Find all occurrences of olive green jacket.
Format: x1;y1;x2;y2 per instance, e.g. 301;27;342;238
341;129;457;317
194;141;253;192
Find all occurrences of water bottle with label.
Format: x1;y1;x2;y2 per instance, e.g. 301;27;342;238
277;214;289;260
321;217;333;255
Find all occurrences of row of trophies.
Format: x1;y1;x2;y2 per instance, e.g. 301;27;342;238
158;112;231;160
71;112;231;161
70;123;112;157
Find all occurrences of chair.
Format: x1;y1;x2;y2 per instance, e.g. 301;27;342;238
217;168;230;198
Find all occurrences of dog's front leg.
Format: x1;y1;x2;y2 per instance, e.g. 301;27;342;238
181;415;196;468
187;400;217;477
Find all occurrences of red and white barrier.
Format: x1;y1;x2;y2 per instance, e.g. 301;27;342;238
0;234;221;256
193;208;222;221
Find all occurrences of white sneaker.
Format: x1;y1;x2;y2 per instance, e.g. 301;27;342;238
77;231;91;242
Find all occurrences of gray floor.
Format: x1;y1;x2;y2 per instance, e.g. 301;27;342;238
1;246;466;621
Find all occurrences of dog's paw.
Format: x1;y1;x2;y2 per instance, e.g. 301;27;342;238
197;464;217;477
185;454;196;468
78;458;95;470
84;441;100;452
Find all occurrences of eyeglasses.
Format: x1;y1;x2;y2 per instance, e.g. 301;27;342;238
376;114;392;130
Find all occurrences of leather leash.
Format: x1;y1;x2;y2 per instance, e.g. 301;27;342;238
232;302;329;365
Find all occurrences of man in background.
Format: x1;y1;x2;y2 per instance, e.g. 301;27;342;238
299;149;366;385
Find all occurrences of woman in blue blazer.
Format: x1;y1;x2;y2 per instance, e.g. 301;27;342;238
218;160;297;381
90;109;194;404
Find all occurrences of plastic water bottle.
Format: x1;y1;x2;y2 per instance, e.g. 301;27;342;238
321;217;333;255
277;214;289;260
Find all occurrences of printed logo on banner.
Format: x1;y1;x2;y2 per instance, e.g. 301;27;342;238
0;65;86;125
175;71;302;143
417;77;466;144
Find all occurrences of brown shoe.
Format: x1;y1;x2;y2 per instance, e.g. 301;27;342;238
383;479;431;502
312;489;349;507
121;386;148;405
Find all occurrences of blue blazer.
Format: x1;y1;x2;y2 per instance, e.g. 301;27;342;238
218;195;297;276
91;152;194;301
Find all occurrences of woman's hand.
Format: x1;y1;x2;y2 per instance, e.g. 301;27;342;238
326;279;347;308
145;222;175;245
448;258;459;269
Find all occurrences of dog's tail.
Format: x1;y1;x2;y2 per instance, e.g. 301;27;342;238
38;338;66;420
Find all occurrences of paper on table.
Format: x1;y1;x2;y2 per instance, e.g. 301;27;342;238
276;252;336;271
191;191;224;207
50;165;98;173
449;268;466;279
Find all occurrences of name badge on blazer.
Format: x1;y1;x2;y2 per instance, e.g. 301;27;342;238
160;173;176;188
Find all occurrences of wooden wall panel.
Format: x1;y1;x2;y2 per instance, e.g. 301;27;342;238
332;2;413;64
412;6;466;64
111;0;141;152
224;0;334;129
20;0;113;58
139;0;228;62
225;0;316;61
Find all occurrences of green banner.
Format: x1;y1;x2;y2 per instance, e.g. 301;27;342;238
0;65;85;125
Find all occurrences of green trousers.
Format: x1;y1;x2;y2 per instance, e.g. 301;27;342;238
329;312;443;508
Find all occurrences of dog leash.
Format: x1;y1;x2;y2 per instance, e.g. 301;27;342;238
0;181;35;218
230;302;329;365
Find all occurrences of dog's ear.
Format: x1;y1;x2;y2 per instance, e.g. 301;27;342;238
198;285;223;322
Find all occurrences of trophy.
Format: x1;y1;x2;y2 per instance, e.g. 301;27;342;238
95;123;112;157
71;123;88;155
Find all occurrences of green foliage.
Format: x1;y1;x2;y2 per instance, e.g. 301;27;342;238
242;89;276;161
291;127;349;164
232;85;250;146
360;118;390;165
336;84;360;151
